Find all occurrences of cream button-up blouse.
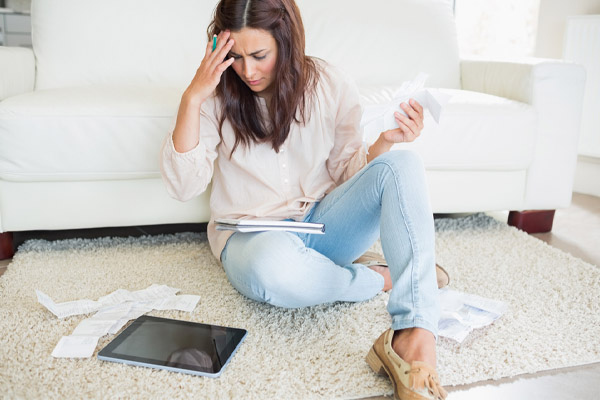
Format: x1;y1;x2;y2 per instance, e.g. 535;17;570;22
160;61;368;259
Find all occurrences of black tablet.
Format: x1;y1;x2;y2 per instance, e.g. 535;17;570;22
98;315;247;378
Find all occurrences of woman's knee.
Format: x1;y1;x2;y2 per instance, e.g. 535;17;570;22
225;232;308;307
368;151;428;199
374;150;424;173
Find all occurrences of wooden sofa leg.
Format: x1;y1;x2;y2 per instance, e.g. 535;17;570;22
507;210;556;234
0;232;15;260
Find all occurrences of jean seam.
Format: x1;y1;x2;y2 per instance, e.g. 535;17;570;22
376;157;421;312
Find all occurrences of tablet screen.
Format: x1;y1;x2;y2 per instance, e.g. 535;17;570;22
98;316;247;377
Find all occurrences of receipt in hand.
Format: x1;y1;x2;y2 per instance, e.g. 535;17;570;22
360;73;451;136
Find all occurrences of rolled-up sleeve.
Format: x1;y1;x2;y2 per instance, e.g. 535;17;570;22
326;71;368;185
159;98;221;202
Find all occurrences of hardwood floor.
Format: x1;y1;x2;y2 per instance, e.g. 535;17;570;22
1;193;599;399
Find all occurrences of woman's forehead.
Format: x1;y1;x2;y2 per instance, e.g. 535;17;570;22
229;27;276;53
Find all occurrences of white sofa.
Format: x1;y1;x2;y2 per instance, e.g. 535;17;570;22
0;0;586;259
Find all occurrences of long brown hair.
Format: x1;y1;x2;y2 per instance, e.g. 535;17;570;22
208;0;319;154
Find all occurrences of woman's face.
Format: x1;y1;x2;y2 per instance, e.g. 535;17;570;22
228;28;278;99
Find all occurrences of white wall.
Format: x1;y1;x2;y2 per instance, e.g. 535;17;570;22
536;0;600;197
535;0;600;58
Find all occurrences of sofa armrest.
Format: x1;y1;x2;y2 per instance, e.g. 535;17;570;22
460;57;587;209
0;46;35;101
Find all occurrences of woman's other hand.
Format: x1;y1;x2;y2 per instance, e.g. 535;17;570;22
382;99;425;144
182;30;236;106
367;99;425;163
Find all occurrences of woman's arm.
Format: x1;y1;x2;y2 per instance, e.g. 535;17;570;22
160;100;222;202
367;99;424;163
172;96;203;153
172;31;235;153
160;31;235;201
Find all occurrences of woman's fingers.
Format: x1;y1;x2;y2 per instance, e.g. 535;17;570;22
401;114;419;134
400;101;424;130
408;99;424;116
204;35;215;58
390;118;415;143
218;39;235;65
208;31;233;67
217;56;236;73
394;112;419;136
188;32;235;102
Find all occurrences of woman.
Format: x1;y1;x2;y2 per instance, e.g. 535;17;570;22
160;0;447;399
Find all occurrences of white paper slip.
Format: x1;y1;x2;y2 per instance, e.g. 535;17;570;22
97;289;136;306
41;284;202;358
98;284;180;306
361;73;452;139
41;284;200;358
71;319;116;337
51;335;100;358
91;302;134;321
36;290;101;319
437;288;507;343
129;284;180;302
151;294;201;312
215;218;325;234
108;318;130;335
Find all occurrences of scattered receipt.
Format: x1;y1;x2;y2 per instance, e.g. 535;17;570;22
37;284;200;358
438;288;507;343
360;73;452;138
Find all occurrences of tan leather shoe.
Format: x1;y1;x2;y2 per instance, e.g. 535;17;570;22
366;329;447;400
355;251;450;289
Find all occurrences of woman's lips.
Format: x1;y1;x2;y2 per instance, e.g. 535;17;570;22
248;79;262;86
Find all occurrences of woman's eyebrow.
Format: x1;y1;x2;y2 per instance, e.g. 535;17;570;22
229;49;267;56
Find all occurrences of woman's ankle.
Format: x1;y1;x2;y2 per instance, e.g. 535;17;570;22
392;327;437;367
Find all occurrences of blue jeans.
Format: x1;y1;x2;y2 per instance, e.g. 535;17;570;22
221;151;439;336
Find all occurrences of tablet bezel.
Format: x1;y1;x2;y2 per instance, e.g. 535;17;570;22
97;315;247;378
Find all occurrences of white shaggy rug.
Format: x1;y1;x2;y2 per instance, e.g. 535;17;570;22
1;214;599;399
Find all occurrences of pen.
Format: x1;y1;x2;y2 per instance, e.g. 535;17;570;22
212;35;217;52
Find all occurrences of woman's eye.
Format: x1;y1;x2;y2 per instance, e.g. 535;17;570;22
254;55;266;60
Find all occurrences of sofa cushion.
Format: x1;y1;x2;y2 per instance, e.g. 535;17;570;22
0;86;536;183
360;88;538;170
0;86;179;182
300;0;460;88
31;0;216;90
31;0;460;91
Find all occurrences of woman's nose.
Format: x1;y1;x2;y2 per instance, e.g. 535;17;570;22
243;60;256;78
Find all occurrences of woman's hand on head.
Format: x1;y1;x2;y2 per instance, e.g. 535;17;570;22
182;30;236;106
382;99;425;144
